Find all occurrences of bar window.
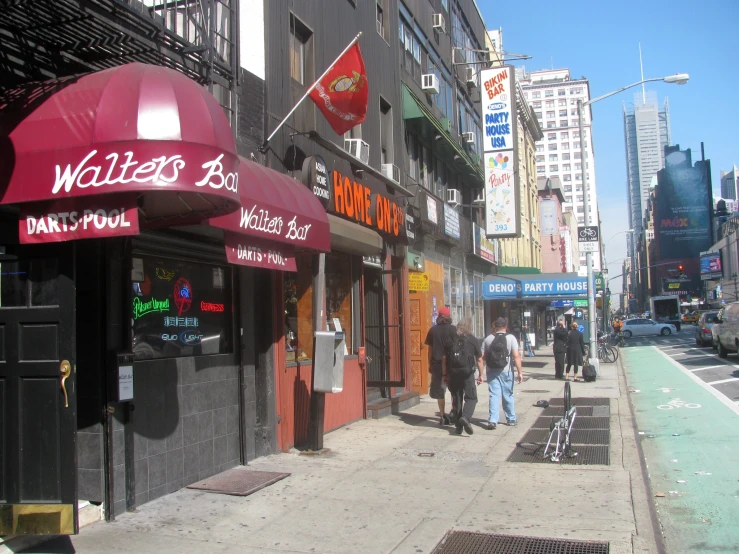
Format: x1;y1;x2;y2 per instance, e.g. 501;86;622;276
131;255;233;360
285;254;314;362
289;14;311;85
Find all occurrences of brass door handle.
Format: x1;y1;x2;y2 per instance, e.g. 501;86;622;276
60;360;71;408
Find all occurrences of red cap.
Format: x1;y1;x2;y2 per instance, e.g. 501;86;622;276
438;307;451;318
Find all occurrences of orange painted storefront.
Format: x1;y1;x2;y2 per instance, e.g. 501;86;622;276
409;260;445;395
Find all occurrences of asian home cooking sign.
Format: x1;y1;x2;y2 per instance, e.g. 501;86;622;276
329;169;408;243
480;66;519;239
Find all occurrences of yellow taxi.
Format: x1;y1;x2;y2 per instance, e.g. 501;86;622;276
682;311;700;324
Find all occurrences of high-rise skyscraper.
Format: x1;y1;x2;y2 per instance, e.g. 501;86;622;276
720;165;739;200
517;67;600;270
623;91;671;238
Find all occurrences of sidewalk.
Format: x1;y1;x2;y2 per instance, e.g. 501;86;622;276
18;352;660;554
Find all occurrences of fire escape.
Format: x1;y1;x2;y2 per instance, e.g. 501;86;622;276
0;0;238;126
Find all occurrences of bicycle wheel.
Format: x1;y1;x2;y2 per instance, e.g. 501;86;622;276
609;345;619;362
564;381;571;414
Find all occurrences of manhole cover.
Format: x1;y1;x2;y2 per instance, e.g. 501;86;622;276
507;444;610;465
432;530;609;553
520;389;550;393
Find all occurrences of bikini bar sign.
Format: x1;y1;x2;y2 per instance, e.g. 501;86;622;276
224;231;297;271
331;170;408;243
19;195;139;244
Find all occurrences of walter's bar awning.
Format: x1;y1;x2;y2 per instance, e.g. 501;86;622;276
207;157;331;271
0;63;241;244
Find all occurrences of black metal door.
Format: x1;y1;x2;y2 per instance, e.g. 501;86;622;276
0;243;77;535
364;265;405;387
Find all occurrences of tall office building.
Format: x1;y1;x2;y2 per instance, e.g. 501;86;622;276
518;67;600;270
623;91;671;238
720;165;739;200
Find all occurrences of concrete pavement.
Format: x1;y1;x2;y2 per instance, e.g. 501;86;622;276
14;350;660;554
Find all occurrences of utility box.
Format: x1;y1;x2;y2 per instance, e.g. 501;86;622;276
313;331;345;393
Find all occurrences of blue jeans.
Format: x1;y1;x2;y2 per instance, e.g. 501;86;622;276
487;368;516;424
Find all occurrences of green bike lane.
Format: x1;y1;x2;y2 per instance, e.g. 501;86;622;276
622;345;739;553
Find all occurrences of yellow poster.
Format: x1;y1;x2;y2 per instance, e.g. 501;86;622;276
408;272;430;291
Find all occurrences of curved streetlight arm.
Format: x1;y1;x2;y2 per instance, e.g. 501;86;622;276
584;78;665;107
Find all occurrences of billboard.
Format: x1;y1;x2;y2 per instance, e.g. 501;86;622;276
700;251;722;280
540;198;557;236
480;66;519;239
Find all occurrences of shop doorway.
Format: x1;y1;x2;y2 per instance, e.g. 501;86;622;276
0;243;77;535
364;263;404;388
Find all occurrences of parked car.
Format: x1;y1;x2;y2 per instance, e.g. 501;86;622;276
711;308;724;350
682;311;700;324
714;302;739;358
621;318;677;337
695;311;719;347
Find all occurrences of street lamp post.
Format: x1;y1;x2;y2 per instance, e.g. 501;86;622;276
577;73;688;366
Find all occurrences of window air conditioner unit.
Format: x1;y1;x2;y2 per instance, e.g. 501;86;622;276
465;67;476;87
446;188;461;207
421;73;439;95
432;13;446;33
381;163;400;184
344;138;370;165
462;131;475;144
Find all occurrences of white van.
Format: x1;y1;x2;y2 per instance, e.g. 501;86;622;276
714;302;739;358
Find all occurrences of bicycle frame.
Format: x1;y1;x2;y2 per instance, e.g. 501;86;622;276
543;406;578;462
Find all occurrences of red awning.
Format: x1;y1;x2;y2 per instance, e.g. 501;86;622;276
207;157;331;255
1;63;240;236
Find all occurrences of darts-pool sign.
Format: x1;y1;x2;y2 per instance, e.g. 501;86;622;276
408;272;430;291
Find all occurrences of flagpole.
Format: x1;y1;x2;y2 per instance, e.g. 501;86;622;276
260;32;363;153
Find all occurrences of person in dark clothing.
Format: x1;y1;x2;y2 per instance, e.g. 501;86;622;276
445;317;483;435
565;321;586;381
424;307;456;426
552;319;568;379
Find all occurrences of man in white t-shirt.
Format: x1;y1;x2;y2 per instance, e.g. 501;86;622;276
481;317;523;430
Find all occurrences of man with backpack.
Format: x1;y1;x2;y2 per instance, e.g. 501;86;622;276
424;307;456;426
445;317;483;435
481;317;523;430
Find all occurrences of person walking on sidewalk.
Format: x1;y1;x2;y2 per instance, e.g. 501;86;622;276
445;318;483;435
481;317;523;430
425;307;456;426
552;319;568;379
565;321;586;382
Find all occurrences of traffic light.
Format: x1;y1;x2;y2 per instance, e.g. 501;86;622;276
678;265;684;277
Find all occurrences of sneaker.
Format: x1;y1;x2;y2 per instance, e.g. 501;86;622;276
482;422;497;430
439;414;451;426
507;420;517;427
461;417;474;435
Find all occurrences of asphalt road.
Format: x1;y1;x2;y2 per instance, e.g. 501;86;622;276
621;327;739;553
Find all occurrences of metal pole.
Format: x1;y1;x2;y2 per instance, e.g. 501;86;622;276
578;99;597;367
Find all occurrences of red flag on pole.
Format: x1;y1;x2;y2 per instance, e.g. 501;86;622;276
308;43;368;136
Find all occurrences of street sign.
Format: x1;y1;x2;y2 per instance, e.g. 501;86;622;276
577;225;600;252
595;272;605;292
573;299;588;307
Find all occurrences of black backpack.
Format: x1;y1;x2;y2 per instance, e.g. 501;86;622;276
582;363;597;382
485;333;509;369
447;335;474;377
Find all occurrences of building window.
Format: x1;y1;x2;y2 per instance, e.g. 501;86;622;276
574;152;581;159
379;96;393;164
547;122;556;128
575;163;582;171
547;133;556;140
533;101;541;108
576;173;582;181
550;165;558;172
570;87;582;94
532;91;541;99
559;110;567;117
570;109;578;116
535;112;542;120
558;89;566;96
561;132;569;139
537;166;545;173
548;144;557;151
289;14;311;85
132;255;233;360
545;100;554;108
549;154;558;161
563;174;571;182
573;132;580;139
571;120;578;127
563;164;571;171
562;152;570;159
536;155;544;163
546;111;555;118
560;121;568;128
376;1;389;41
285;255;314;361
545;90;553;97
406;131;419;180
558;99;566;107
325;252;354;351
536;144;544;152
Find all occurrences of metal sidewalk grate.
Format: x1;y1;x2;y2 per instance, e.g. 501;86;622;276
520;428;610;445
549;397;611;406
532;416;610;430
541;406;594;417
507;444;610;465
431;530;609;553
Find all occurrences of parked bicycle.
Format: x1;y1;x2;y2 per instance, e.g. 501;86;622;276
544;381;578;462
583;334;618;363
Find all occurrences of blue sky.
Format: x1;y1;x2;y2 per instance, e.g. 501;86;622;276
479;0;739;301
